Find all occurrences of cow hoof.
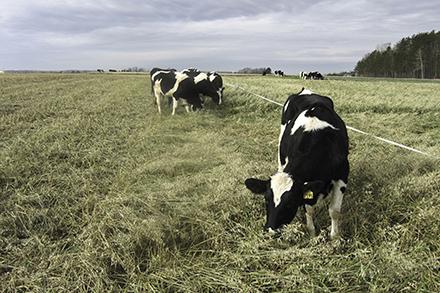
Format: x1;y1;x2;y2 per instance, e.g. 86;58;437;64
330;232;340;240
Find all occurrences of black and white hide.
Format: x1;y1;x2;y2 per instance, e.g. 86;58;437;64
151;69;203;115
245;88;349;239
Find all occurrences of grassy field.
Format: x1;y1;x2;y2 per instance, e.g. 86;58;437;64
1;73;439;291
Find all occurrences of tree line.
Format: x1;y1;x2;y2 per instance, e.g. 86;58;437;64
237;67;272;74
355;30;440;79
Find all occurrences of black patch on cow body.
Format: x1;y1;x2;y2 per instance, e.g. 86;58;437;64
340;186;346;193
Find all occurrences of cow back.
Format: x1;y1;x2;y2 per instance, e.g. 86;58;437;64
280;92;348;183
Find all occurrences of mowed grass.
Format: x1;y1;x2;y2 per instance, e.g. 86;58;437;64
1;73;439;291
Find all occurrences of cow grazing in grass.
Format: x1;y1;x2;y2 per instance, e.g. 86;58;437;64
245;88;349;239
150;68;203;115
181;68;222;105
275;70;285;77
301;71;324;80
309;71;324;80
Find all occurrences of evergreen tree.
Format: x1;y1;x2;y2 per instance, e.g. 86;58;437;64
355;31;440;79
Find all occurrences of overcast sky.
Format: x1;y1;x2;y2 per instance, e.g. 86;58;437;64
0;0;438;73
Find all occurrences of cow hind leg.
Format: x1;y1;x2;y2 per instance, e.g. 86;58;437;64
155;92;162;114
171;98;178;115
328;180;346;239
152;84;162;114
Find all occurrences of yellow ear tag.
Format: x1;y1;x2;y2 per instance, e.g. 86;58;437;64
303;190;314;199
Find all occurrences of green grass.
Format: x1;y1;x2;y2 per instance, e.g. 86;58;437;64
1;73;439;291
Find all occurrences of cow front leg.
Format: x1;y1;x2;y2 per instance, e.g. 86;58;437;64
305;205;316;237
329;180;346;239
179;99;190;113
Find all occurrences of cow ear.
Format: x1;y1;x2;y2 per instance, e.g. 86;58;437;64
302;180;325;199
245;178;269;195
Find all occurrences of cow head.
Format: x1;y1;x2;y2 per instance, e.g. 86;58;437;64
190;96;204;111
202;83;222;105
245;173;325;232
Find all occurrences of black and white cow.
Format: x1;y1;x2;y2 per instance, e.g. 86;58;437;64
274;70;285;77
299;71;307;80
150;68;203;115
245;88;349;239
309;71;324;80
207;71;225;102
181;68;222;105
300;71;324;80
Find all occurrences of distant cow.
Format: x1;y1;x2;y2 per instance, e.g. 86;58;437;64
245;88;349;239
262;67;272;76
308;71;324;80
109;69;117;72
274;70;285;77
97;69;104;73
300;71;324;80
150;68;203;115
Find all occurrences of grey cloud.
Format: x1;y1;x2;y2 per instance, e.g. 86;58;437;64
0;0;439;72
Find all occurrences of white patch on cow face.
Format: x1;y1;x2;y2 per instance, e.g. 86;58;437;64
290;110;337;135
299;88;313;95
270;172;293;208
209;74;216;82
194;72;208;84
